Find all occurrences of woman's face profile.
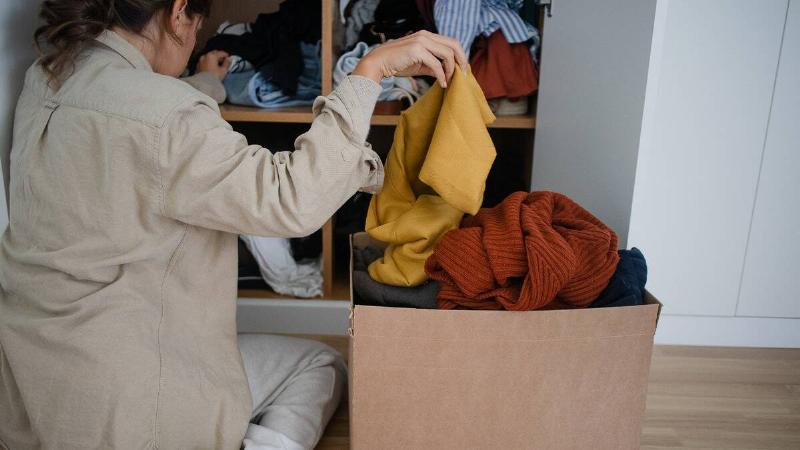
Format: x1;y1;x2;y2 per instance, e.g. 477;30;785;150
152;10;202;77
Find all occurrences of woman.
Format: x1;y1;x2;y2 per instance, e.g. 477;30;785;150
0;0;467;449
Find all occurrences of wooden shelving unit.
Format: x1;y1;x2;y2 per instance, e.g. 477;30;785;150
200;0;538;301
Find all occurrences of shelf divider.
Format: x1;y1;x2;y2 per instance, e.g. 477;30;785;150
320;0;336;298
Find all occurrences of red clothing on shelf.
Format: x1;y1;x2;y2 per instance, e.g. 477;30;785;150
470;30;539;100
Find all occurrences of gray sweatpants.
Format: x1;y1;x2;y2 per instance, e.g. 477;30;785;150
237;334;346;450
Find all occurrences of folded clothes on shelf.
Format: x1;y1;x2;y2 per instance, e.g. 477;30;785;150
223;41;321;108
487;97;529;115
341;0;381;50
357;0;425;46
199;0;321;96
433;0;540;104
471;30;538;100
434;0;540;59
240;235;323;298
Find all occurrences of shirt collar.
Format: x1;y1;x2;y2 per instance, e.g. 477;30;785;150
94;29;154;72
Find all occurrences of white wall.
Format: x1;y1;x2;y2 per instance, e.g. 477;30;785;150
0;0;40;231
630;0;799;346
736;0;800;319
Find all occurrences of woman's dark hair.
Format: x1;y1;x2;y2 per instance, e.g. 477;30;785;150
34;0;212;88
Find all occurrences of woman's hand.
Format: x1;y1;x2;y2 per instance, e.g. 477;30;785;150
352;30;469;88
196;50;231;80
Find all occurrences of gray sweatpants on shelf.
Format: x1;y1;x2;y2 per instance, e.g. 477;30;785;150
237;334;346;450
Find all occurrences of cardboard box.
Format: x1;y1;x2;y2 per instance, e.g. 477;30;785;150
348;232;661;449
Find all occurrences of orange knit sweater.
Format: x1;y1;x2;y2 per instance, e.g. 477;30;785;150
424;191;620;310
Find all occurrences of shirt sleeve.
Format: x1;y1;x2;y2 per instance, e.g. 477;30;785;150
180;72;227;103
159;74;384;237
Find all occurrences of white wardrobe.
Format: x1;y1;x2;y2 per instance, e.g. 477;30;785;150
534;0;800;347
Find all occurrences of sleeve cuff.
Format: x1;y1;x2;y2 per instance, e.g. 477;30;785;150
329;74;381;143
182;72;227;104
359;143;385;194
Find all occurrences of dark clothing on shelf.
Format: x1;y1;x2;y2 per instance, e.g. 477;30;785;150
353;246;440;309
336;193;373;239
200;0;321;95
223;41;321;108
416;0;437;31
358;0;425;45
519;0;539;27
291;230;323;262
470;30;538;100
591;248;648;308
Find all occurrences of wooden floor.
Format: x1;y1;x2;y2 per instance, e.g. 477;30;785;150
307;336;800;449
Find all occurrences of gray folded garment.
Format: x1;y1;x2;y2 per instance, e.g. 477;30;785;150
352;246;440;309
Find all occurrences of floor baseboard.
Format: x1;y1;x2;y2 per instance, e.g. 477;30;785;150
655;314;800;347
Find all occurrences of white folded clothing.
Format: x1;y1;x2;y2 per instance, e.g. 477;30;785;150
240;235;323;298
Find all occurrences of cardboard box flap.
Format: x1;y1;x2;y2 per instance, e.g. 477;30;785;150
353;300;659;341
644;290;662;327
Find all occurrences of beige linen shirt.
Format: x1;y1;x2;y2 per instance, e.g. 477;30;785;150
0;30;383;450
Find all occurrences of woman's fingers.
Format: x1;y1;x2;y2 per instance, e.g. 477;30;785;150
419;38;457;81
425;32;468;72
414;46;448;87
196;51;231;80
352;30;469;86
405;31;467;81
220;55;232;72
207;50;230;59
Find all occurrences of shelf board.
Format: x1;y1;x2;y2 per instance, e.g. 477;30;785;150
489;113;537;129
237;273;350;301
220;105;315;123
370;112;536;129
221;104;536;129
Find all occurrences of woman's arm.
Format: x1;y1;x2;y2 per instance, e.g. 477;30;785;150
159;74;383;237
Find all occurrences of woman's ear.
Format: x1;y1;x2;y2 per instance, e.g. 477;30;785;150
169;0;189;29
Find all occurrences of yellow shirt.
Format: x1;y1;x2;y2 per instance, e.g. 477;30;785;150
365;67;496;286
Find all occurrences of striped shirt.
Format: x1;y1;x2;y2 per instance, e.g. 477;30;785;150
434;0;540;57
